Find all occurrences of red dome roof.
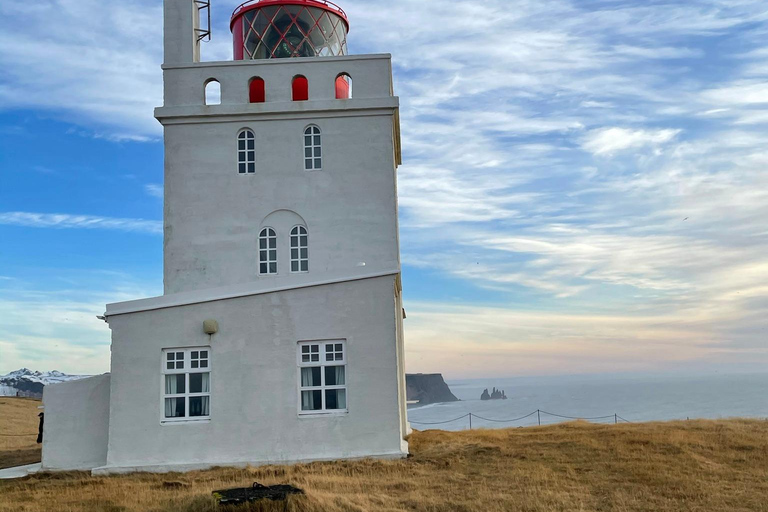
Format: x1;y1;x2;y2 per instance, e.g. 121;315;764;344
231;0;349;31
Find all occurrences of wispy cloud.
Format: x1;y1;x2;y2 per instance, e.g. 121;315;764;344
0;212;162;234
581;127;682;156
144;184;163;199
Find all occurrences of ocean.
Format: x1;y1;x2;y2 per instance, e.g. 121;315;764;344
407;372;768;431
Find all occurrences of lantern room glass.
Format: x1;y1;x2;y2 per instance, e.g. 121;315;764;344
240;4;348;59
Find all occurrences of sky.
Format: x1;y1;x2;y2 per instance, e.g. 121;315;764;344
1;0;768;379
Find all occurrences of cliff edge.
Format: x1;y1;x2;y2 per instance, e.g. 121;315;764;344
406;373;459;405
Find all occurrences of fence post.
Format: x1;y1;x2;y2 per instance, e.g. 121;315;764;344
615;413;617;424
537;409;541;426
469;413;472;430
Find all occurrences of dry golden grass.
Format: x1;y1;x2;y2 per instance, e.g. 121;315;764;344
2;416;768;512
0;397;41;470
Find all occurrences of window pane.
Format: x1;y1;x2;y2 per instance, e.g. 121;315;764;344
247;139;254;150
302;346;309;353
305;135;312;145
192;360;199;368
190;373;210;393
260;263;268;274
165;374;185;394
291;237;298;248
305;159;312;170
300;235;307;246
301;261;308;272
168;353;175;360
189;396;210;417
269;250;277;260
165;397;185;418
301;367;321;387
260;238;267;249
176;361;184;369
166;362;174;370
300;248;308;259
248;163;255;173
239;140;245;150
335;343;342;352
291;249;298;259
269;238;276;249
314;158;321;168
301;390;323;411
200;360;208;368
269;262;277;273
191;351;199;359
314;135;320;145
248;151;255;161
325;389;346;410
314;147;321;157
239;153;246;162
305;147;312;158
325;366;345;386
292;261;299;272
311;353;319;362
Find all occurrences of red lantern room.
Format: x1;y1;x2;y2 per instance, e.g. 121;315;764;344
230;0;350;60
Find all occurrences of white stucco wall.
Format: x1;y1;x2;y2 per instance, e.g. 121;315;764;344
157;55;400;295
99;274;406;474
41;374;110;471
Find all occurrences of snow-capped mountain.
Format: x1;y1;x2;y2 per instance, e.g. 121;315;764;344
0;368;90;397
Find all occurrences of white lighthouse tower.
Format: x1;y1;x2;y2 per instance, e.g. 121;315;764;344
40;0;408;473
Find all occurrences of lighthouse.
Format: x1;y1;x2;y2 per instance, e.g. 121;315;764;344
40;0;408;474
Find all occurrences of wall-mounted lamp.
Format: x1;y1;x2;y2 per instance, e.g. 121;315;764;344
203;319;218;335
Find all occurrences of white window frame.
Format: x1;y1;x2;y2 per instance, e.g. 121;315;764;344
303;125;322;171
290;225;309;273
259;227;278;275
238;129;256;174
297;340;347;416
161;347;211;423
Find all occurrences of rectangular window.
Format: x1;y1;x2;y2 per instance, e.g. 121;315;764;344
162;348;211;421
298;340;347;414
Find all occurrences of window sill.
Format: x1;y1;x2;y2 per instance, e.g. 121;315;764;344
161;418;211;425
298;410;348;418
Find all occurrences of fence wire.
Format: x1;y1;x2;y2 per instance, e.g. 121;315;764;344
409;409;632;428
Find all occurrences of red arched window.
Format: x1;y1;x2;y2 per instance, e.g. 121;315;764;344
335;74;351;99
249;77;265;103
292;75;309;101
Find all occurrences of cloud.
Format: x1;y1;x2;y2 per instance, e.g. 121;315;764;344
144;184;163;199
2;0;768;376
0;212;162;234
581;127;682;156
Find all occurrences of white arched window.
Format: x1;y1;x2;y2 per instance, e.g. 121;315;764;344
238;129;255;174
304;126;321;170
290;226;308;273
259;227;277;274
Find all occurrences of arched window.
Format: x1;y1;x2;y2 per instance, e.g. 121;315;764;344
205;79;221;105
335;73;352;99
249;77;265;103
290;226;309;273
259;228;277;275
304;126;321;170
238;129;255;174
292;75;309;101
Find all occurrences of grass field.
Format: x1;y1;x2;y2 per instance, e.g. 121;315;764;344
2;397;768;512
0;397;41;470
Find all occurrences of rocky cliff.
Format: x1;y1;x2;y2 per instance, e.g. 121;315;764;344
406;373;459;405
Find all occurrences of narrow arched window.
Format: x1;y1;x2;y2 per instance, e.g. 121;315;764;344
335;73;352;99
292;75;309;101
259;228;277;274
238;129;255;174
249;77;265;103
304;126;321;170
290;226;309;273
205;79;221;105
